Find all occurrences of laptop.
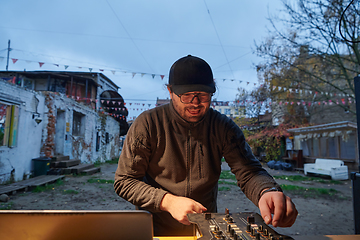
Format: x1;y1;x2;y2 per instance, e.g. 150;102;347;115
0;210;153;240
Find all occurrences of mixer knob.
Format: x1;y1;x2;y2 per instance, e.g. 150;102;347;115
255;232;260;240
209;224;219;232
205;213;211;220
230;228;236;237
228;216;234;223
263;228;268;236
214;230;223;238
246;224;251;232
227;224;231;233
258;225;263;232
247;216;255;224
279;236;284;240
251;227;256;236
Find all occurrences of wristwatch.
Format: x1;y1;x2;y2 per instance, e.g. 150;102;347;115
260;187;283;198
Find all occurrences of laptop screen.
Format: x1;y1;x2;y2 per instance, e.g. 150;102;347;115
0;210;153;240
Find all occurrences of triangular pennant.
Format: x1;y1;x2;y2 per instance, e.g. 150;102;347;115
89;68;93;72
12;58;18;64
152;74;155;79
39;62;45;67
111;70;116;75
64;65;69;69
160;75;165;80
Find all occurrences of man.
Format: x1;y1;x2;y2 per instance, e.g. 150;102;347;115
114;55;297;236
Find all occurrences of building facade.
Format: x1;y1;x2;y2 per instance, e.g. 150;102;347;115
0;71;128;183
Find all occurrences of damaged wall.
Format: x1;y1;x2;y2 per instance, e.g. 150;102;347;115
0;82;122;183
0;80;45;183
42;92;121;163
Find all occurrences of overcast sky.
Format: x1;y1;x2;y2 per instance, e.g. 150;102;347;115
0;0;285;119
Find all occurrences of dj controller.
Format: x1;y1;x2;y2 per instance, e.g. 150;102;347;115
187;208;293;240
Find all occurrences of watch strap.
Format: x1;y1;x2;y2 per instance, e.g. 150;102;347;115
260;187;283;198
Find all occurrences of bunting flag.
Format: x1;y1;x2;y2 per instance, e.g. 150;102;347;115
6;55;358;92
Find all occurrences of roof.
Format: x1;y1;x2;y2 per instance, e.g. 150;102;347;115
287;121;357;133
0;71;120;90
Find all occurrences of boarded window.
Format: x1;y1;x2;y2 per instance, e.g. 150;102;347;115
0;103;19;147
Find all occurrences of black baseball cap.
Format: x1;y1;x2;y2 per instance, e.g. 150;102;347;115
169;55;216;95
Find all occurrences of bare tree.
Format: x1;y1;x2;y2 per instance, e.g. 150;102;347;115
255;0;360;123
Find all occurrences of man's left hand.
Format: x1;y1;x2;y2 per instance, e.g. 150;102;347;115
258;191;298;227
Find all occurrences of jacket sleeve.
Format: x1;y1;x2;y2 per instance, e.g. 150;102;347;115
113;115;167;212
221;119;281;207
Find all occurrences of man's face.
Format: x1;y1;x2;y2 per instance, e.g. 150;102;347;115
168;87;211;123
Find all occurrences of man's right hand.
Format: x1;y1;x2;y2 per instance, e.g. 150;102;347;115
160;193;207;225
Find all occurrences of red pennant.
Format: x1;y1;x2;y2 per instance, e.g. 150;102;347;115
39;62;45;67
12;58;18;64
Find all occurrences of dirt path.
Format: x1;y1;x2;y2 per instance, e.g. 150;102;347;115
1;163;355;237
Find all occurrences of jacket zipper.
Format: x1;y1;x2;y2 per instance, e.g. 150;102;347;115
186;129;191;197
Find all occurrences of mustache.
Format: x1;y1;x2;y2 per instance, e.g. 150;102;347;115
186;106;203;110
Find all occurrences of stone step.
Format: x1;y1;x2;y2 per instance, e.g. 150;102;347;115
81;167;101;175
64;163;95;175
51;159;81;168
52;155;70;161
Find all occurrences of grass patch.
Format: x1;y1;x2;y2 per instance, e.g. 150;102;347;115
105;158;119;164
87;178;114;184
218;180;237;186
32;179;64;193
218;186;231;191
220;170;236;180
274;175;342;184
62;189;79;194
94;158;119;167
280;184;346;199
0;202;14;210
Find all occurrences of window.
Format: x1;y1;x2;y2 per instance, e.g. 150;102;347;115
301;139;310;156
340;134;356;160
224;109;231;115
320;137;327;157
72;111;85;136
23;78;34;90
328;137;339;158
0;103;19;147
312;138;319;157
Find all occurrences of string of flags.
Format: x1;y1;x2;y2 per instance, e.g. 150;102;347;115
271;85;354;98
0;56;259;85
234;98;355;107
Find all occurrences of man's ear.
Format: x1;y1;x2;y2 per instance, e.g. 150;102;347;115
167;86;173;100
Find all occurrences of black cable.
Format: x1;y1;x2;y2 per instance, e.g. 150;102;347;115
339;0;360;43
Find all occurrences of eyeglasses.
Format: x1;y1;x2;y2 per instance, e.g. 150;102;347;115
175;93;213;104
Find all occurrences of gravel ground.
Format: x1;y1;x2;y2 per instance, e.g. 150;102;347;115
0;162;355;237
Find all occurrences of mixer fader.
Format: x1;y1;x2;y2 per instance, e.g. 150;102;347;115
187;208;294;240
